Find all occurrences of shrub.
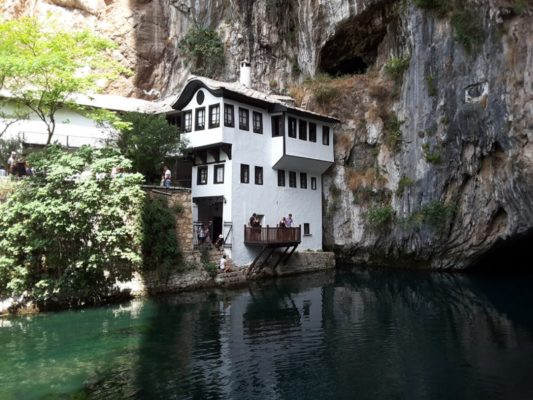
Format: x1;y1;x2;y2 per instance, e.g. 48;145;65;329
384;56;410;82
450;7;483;53
308;74;340;108
364;206;395;228
0;146;144;306
422;143;443;164
419;201;455;229
413;0;450;14
396;175;414;195
200;246;218;277
426;75;438;97
179;26;225;78
384;114;404;153
141;196;182;274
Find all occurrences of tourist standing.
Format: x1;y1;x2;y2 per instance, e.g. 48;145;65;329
162;166;171;188
285;213;293;227
7;151;16;174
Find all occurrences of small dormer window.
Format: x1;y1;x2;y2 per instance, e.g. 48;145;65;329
322;126;330;145
209;104;220;128
224;104;234;127
299;120;307;140
253;111;263;134
309;123;317;142
182;110;192;132
196;90;205;105
195;107;205;130
239;108;249;131
288;117;297;138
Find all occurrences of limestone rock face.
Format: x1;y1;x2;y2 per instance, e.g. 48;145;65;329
2;0;532;269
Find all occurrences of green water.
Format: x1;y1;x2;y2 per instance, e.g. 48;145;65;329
1;268;533;399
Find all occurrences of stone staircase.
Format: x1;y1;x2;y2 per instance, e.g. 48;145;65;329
199;246;247;285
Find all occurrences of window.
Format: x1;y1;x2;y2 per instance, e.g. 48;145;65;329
209;104;220;128
299;120;307;140
300;173;307;189
214;164;224;184
224;104;234;127
239;108;249;130
288;117;297;138
183;110;192;132
255;166;263;185
278;170;285;186
195;107;205;130
253;111;263;134
289;171;296;188
240;164;249;183
309;123;317;142
272;115;283;137
323;126;330;145
311;177;317;190
304;223;311;236
197;166;208;185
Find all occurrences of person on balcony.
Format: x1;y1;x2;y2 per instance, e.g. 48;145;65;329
285;213;293;227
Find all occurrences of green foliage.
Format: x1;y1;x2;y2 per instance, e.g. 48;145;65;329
451;7;484;53
422;143;443;164
200;246;217;277
426;75;438;97
364;206;395;228
0;17;129;144
396;175;414;195
0;146;144;306
406;201;455;232
384;56;410;82
353;187;392;205
384;114;403;153
307;74;340;108
512;0;528;15
179;26;225;78
141;196;182;274
115;112;187;183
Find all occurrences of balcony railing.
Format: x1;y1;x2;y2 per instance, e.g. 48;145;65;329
244;225;301;246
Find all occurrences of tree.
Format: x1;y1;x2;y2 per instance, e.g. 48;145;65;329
115;112;187;183
179;25;225;78
0;17;129;144
0;146;145;307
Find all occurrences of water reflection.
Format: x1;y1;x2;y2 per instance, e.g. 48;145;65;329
1;269;533;399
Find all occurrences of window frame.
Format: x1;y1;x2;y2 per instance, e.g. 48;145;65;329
304;223;311;236
183;110;192;133
214;164;224;184
289;171;297;188
299;120;307;141
322;126;330;145
272;115;284;137
255;166;263;185
239;107;249;131
253;111;263;134
300;172;307;189
208;104;220;129
309;123;317;142
240;164;250;184
278;169;285;187
197;166;208;185
288;117;297;138
311;177;317;190
224;104;234;127
195;107;206;131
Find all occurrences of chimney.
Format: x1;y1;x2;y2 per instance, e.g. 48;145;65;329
240;60;252;88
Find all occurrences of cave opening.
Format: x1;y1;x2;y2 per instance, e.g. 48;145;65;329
321;55;369;76
469;228;533;272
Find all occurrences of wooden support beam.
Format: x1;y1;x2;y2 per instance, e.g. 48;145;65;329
282;244;298;265
273;247;291;271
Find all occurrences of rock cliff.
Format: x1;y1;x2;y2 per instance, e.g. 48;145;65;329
2;0;532;269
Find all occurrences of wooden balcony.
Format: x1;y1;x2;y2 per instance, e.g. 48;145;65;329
244;225;301;247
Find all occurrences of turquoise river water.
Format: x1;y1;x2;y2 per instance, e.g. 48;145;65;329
1;267;533;400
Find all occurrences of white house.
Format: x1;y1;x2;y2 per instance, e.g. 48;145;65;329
171;62;339;267
0;91;160;148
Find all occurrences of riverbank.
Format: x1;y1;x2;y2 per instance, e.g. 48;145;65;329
0;251;335;315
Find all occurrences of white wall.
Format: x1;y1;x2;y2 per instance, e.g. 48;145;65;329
0;101;115;147
285;115;333;163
